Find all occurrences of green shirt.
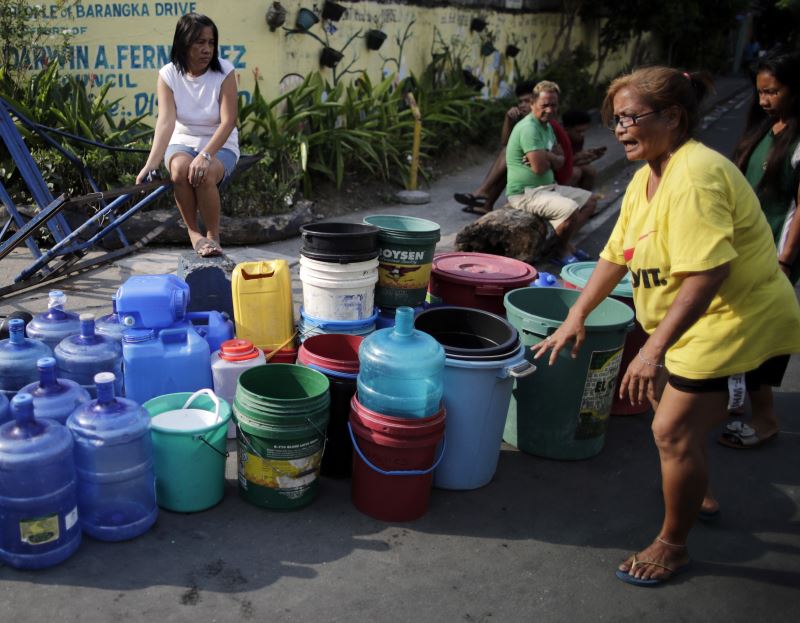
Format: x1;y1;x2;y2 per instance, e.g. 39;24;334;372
744;131;800;283
505;115;555;196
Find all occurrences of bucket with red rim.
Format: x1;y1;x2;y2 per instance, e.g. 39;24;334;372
428;252;536;316
348;395;445;521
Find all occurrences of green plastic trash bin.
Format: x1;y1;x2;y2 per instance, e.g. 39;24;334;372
503;287;634;459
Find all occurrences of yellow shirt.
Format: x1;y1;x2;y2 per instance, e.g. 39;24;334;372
600;140;800;379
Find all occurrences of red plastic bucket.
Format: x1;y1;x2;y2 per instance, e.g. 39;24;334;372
349;395;445;521
428;252;536;316
560;262;648;415
298;335;362;478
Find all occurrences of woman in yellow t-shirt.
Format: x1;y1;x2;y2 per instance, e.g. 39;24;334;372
532;66;800;587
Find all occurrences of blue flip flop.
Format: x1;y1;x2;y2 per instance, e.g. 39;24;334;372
615;556;692;587
698;507;720;523
573;248;593;261
552;254;580;267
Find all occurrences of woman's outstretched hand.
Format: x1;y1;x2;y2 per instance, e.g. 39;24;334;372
530;313;586;367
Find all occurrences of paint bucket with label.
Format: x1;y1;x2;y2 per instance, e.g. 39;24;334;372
144;390;231;512
233;364;330;510
560;262;649;415
299;256;379;321
503;288;634;460
363;215;441;309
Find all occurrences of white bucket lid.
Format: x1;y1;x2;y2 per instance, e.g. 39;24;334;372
151;408;219;431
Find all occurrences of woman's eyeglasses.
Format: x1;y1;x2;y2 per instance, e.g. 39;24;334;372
608;110;661;130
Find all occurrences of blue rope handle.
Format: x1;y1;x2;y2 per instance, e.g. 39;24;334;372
347;421;446;476
302;362;358;380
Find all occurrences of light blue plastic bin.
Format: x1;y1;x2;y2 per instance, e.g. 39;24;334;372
433;344;534;490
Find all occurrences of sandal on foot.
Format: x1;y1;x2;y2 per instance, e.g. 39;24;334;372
193;236;223;258
454;192;488;208
698;507;720;522
462;205;491;215
573;248;593;261
615;553;691;587
552;254;581;267
718;421;778;449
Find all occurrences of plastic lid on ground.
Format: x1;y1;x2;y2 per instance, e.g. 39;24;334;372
431;252;536;286
560;261;633;299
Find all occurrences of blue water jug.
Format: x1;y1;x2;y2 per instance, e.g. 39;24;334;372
18;357;91;424
115;274;190;330
26;290;82;351
186;310;235;353
55;314;123;398
96;295;124;343
0;393;81;569
67;373;157;541
122;326;213;405
0;392;9;424
0;318;53;399
531;272;558;287
357;307;445;418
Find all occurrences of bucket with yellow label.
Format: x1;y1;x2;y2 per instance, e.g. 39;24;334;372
233;364;330;510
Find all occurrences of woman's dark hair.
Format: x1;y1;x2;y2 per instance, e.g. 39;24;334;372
733;51;800;194
602;66;714;141
170;13;222;74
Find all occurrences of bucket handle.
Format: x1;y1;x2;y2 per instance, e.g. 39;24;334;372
264;332;298;362
182;389;222;424
347;422;446;477
504;360;536;379
193;434;229;458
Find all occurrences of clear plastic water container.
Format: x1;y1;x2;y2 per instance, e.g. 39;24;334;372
0;393;81;569
122;325;213;405
115;274;190;330
25;290;82;351
95;295;125;343
55;314;123;398
66;373;157;541
211;339;266;438
0;392;8;424
18;357;91;424
0;318;53;399
357;307;445;418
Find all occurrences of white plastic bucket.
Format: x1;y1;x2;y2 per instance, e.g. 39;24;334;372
299;255;379;321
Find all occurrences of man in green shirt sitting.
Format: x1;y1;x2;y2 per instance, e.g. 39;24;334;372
506;81;595;264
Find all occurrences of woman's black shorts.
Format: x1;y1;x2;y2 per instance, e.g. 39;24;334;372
668;355;791;393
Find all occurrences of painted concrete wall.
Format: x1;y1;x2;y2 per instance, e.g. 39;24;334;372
14;1;635;121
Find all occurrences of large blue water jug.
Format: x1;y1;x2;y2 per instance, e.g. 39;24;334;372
18;357;91;424
115;274;190;330
67;373;157;541
122;325;213;405
357;307;445;418
0;318;53;399
95;295;124;343
55;314;123;398
0;393;81;569
0;392;9;424
26;290;82;351
185;310;235;353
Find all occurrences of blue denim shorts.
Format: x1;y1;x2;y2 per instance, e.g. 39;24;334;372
164;144;238;184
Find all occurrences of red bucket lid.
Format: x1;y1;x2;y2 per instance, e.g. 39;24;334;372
432;252;536;286
297;334;362;374
219;339;260;362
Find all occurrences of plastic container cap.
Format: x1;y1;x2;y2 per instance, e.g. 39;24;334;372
219;339;260;362
432;252;536;286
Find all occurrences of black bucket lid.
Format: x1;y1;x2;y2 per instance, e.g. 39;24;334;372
414;306;520;360
300;222;380;263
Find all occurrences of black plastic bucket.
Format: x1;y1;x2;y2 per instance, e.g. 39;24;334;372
414;306;520;361
300;222;380;263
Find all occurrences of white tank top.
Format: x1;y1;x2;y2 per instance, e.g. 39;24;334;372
159;58;239;159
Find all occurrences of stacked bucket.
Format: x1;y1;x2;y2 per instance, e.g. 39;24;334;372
298;223;381;339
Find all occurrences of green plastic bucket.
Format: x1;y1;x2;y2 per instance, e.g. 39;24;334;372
143;390;232;512
233;364;330;510
503;287;634;459
363;215;441;308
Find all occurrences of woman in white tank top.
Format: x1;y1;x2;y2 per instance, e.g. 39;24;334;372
137;13;239;257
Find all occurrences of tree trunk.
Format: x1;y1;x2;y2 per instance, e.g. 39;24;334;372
455;207;554;264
